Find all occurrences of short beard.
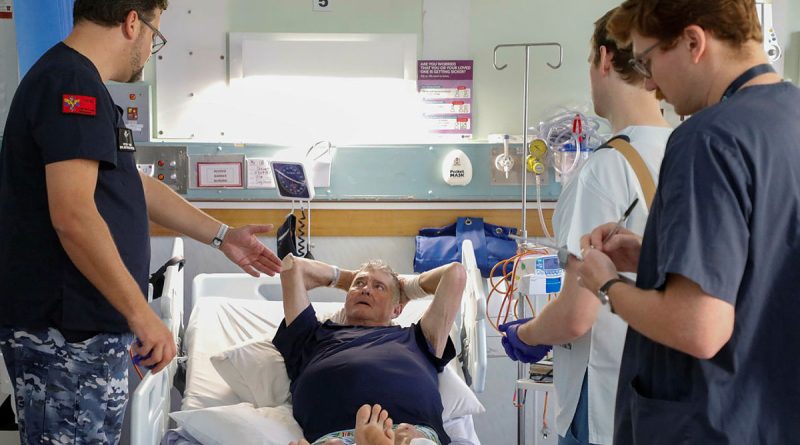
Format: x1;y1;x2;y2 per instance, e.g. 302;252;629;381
127;66;144;83
127;34;146;83
655;88;665;101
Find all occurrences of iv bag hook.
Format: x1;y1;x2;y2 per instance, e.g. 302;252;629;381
492;42;562;241
492;42;563;71
493;42;563;445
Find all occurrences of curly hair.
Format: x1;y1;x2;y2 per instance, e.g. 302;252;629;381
608;0;762;50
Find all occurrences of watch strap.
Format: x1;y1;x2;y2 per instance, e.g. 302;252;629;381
211;223;229;249
598;277;625;313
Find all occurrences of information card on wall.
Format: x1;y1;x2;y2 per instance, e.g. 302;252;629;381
0;0;12;19
417;60;473;140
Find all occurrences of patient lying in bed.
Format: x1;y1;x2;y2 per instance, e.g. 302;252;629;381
276;255;466;445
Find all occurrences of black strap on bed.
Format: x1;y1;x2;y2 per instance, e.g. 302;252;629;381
149;255;186;300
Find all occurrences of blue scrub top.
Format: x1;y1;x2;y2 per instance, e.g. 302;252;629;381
274;304;455;444
0;42;150;335
614;82;800;445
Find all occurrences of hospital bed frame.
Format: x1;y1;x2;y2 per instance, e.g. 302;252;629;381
130;238;185;445
129;238;487;445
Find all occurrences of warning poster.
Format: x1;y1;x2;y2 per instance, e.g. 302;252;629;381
418;60;473;140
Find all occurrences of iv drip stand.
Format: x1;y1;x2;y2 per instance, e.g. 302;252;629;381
492;41;562;445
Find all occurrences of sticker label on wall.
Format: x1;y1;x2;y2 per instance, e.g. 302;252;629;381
0;0;12;19
312;0;332;12
197;162;243;188
246;158;276;189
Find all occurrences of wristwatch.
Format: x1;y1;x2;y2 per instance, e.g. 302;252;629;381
210;223;229;249
597;277;625;313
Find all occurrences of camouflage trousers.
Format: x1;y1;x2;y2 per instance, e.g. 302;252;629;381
0;327;133;445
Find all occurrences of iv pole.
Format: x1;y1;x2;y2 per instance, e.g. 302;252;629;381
492;42;562;445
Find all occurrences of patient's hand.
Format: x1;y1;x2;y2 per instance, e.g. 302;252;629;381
281;255;339;290
398;278;410;306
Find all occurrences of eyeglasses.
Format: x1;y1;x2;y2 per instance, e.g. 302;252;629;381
629;41;661;79
140;17;167;55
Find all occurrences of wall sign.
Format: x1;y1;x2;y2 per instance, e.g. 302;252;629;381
313;0;332;12
0;0;13;19
418;60;473;140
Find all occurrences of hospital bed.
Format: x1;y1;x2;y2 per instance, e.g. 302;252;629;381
131;238;186;445
130;239;488;445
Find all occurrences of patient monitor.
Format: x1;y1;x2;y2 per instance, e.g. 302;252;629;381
518;253;564;296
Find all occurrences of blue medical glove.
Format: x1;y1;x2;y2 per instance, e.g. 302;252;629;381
498;318;552;363
132;339;155;370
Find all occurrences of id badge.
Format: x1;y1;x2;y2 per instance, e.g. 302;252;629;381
117;127;136;152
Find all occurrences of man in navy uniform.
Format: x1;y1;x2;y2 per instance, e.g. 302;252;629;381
0;1;281;443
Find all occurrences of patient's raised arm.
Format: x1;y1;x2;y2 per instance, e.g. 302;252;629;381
280;255;341;325
419;262;467;358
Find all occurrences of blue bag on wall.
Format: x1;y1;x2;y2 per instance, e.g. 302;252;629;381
414;217;517;277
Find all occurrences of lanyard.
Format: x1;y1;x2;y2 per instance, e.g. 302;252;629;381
721;63;775;101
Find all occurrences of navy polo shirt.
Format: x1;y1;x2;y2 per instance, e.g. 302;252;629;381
614;82;800;444
0;42;149;334
274;305;456;444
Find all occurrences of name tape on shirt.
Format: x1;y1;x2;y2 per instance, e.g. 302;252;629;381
118;127;136;152
62;94;97;116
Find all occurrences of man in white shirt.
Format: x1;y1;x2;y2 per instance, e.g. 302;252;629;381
498;8;672;445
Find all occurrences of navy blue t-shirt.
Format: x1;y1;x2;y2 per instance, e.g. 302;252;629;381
615;82;800;445
0;42;150;334
273;305;456;443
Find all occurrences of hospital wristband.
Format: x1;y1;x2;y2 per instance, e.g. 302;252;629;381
328;265;341;288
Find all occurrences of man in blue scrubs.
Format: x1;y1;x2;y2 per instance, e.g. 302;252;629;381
576;1;800;444
0;1;281;443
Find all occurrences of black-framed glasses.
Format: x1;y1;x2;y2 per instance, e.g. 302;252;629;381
140;17;167;55
629;41;661;79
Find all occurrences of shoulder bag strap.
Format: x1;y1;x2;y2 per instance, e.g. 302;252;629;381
606;137;656;209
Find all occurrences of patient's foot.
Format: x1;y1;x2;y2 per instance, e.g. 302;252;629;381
394;423;428;445
355;404;394;445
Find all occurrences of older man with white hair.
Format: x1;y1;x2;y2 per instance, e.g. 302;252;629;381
277;255;466;445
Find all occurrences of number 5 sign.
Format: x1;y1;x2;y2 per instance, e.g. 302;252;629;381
313;0;332;11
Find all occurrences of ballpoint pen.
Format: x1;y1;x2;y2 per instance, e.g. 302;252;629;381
602;198;639;244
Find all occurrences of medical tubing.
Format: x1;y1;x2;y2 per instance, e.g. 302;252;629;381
486;249;549;332
537;111;604;175
535;175;554;241
297;205;308;257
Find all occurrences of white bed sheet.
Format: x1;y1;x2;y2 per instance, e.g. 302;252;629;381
182;297;480;444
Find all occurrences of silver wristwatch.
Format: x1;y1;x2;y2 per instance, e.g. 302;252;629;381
597;277;624;313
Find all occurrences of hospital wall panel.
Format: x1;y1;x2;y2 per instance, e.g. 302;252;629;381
150;208;554;237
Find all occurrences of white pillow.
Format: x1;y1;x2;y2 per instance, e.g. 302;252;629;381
210;324;485;419
440;362;485;419
170;403;303;445
210;336;290;408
